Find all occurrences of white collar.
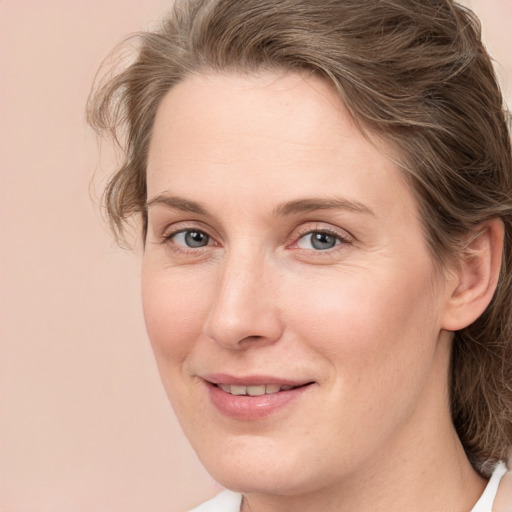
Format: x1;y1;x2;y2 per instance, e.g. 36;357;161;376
471;462;508;512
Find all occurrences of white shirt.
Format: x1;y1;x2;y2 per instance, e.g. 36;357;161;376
188;463;508;512
472;463;507;512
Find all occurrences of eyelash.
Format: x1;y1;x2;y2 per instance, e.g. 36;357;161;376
159;224;352;255
290;225;352;254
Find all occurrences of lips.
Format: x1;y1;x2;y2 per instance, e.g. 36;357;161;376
202;374;314;420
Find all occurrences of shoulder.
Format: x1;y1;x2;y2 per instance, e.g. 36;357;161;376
188;490;243;512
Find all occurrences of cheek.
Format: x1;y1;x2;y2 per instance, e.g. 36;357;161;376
281;266;443;455
141;264;210;365
284;264;440;379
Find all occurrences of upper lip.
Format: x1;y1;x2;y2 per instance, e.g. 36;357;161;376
202;373;313;387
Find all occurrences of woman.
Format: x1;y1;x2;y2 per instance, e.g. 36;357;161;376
88;0;512;510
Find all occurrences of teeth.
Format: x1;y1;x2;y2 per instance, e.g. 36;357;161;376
247;385;266;396
217;383;296;396
230;385;247;396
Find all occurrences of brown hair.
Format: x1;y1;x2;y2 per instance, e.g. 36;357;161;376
88;0;512;475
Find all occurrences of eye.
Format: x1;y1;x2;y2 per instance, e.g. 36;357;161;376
297;231;342;250
171;229;210;248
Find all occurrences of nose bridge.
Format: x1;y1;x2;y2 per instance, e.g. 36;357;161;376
204;242;282;349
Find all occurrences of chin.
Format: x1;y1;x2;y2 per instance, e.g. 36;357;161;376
191;433;334;498
209;462;312;497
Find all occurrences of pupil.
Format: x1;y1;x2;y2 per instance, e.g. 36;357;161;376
185;231;208;247
311;232;336;250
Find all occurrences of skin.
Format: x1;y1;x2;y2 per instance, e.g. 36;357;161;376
495;470;512;511
141;71;499;512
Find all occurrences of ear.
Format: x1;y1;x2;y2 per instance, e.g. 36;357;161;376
441;218;504;332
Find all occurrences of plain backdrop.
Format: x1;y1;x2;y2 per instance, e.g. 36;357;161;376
1;1;511;511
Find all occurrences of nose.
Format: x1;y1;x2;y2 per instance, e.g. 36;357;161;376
203;249;284;350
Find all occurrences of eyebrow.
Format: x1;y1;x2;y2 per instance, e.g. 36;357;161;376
146;194;210;215
146;194;374;218
273;197;374;217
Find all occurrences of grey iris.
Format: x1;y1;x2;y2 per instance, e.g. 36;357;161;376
185;230;209;247
311;232;337;250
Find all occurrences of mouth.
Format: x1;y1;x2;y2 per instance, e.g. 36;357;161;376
202;375;315;420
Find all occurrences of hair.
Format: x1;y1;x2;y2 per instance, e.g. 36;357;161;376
88;0;512;476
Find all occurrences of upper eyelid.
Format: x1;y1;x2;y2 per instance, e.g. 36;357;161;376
160;220;216;238
292;222;353;241
298;227;350;239
163;225;207;237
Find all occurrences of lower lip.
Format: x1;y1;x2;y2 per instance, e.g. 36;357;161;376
206;382;312;421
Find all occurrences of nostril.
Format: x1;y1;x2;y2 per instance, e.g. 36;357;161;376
205;317;284;350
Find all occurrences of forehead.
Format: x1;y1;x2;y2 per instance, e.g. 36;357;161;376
146;71;415;220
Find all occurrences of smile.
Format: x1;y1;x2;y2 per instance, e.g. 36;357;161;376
216;384;297;396
203;376;314;420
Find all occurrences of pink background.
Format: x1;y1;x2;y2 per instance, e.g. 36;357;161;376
1;1;511;511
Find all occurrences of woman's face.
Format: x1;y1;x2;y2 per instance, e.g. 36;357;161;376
142;72;454;497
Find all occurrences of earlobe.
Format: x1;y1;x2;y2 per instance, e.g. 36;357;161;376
441;218;504;332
